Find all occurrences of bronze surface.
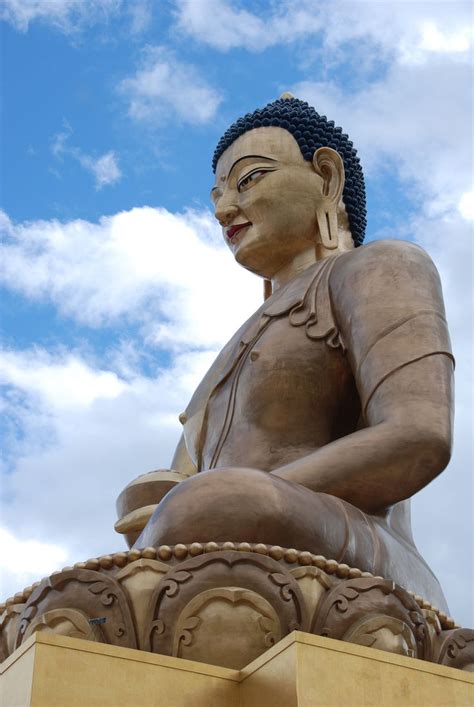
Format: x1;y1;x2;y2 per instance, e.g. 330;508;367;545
135;127;454;614
2;107;464;673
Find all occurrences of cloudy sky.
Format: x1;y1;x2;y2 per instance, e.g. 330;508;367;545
1;0;472;627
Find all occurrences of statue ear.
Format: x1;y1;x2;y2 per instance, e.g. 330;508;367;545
312;147;345;202
312;147;345;250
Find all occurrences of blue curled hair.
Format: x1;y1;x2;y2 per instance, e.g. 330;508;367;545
212;97;366;247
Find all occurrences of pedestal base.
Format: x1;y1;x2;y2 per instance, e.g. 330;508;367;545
1;631;473;707
3;544;472;672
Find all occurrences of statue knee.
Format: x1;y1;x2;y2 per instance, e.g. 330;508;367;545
135;467;354;563
136;467;289;548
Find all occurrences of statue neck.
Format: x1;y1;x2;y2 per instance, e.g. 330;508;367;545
270;228;354;292
271;246;317;292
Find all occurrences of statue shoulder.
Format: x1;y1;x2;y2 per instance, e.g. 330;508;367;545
328;238;452;413
334;238;436;277
330;239;441;302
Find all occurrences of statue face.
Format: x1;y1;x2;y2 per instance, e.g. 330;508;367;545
212;127;324;278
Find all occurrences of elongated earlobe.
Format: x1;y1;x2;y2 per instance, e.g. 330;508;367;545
312;147;345;251
316;205;338;249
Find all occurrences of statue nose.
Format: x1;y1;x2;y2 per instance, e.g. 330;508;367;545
215;201;239;227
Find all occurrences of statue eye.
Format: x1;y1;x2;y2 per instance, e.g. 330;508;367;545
237;168;274;192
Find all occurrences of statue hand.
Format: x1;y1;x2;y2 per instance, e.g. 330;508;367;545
114;469;190;548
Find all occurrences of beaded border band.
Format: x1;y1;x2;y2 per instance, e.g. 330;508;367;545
0;542;458;630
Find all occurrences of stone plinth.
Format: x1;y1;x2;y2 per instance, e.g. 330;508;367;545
1;631;473;707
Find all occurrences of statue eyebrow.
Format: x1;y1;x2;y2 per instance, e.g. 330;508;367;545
211;155;277;199
227;155;277;180
227;155;277;179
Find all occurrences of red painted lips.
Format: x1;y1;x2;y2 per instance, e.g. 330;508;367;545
226;222;251;240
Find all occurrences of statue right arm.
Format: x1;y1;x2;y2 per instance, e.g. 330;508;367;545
272;240;454;513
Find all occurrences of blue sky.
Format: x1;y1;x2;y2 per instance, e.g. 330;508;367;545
0;1;472;627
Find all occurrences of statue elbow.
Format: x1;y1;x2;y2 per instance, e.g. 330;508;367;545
436;431;453;472
417;427;452;482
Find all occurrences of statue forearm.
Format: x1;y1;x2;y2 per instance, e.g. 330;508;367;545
271;421;450;513
272;355;453;513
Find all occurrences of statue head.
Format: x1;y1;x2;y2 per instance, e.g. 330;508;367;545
211;97;366;288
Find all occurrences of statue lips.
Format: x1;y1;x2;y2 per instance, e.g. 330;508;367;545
226;222;251;241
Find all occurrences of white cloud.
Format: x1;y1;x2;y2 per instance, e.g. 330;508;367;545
416;19;472;54
119;46;222;125
459;190;474;220
128;0;152;34
0;349;126;409
174;0;280;51
292;59;472;222
51;123;71;158
0;207;261;347
78;151;122;189
0;344;219;599
174;0;473;64
0;0;122;33
52;123;122;190
0;527;68;596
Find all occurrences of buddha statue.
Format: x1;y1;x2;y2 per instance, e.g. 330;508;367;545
118;96;454;613
0;116;466;707
5;96;469;674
